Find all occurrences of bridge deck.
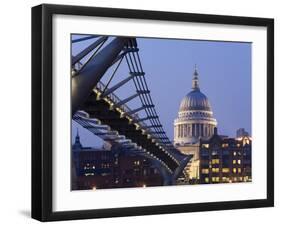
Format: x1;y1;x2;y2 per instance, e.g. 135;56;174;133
81;91;179;172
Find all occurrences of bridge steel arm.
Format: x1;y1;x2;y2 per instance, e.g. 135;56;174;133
72;37;129;115
72;35;99;43
72;36;108;65
100;74;134;98
172;155;193;184
112;93;139;109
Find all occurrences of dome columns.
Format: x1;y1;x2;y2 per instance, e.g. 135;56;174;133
174;120;217;145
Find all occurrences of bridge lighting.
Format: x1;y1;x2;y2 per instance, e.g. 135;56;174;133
109;102;114;110
96;92;101;100
134;123;140;130
120;112;126;118
71;69;77;77
127;117;133;123
103;97;110;103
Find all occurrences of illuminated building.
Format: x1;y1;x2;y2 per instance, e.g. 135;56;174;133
199;128;252;184
72;131;162;190
174;66;217;182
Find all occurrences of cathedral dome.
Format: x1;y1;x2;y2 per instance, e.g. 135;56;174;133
174;66;217;146
179;90;211;112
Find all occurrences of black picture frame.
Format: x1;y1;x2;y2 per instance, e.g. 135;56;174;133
32;3;274;222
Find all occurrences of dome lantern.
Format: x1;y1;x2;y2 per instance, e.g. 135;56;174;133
192;64;200;90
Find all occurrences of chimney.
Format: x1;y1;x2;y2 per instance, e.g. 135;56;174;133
214;127;218;135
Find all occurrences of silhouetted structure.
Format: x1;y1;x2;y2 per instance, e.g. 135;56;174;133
72;132;162;190
236;128;249;138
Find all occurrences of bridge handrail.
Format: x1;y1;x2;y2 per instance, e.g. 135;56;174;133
95;81;153;132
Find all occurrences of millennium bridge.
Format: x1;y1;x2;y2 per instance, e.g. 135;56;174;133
72;35;191;185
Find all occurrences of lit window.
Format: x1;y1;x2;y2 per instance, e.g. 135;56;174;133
202;144;209;148
222;168;230;173
243;138;250;146
212;168;219;173
238;160;241;164
212;177;220;182
212;159;219;164
201;169;209;174
222;143;229;148
222;177;229;182
205;178;209;183
212;150;218;155
238;168;242;173
233;152;237;156
233;168;237;173
233;160;237;164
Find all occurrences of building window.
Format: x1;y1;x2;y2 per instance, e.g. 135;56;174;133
212;168;219;173
201;169;209;174
134;160;140;166
237;159;241;164
205;178;209;183
212;150;218;155
201;150;209;156
143;169;147;176
202;144;209;148
233;151;237;156
212;159;220;164
233;168;237;173
222;168;230;173
222;143;229;148
233;160;236;164
211;177;220;182
222;177;229;182
238;168;242;173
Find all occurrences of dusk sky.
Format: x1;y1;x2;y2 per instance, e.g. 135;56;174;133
72;35;251;148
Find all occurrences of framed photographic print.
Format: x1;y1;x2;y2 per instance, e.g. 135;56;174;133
31;4;274;221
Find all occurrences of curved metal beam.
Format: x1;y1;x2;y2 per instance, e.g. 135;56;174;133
72;37;129;115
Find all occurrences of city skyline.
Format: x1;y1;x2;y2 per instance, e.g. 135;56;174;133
72;36;251;148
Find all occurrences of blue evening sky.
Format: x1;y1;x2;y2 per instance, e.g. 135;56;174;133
72;35;251;148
